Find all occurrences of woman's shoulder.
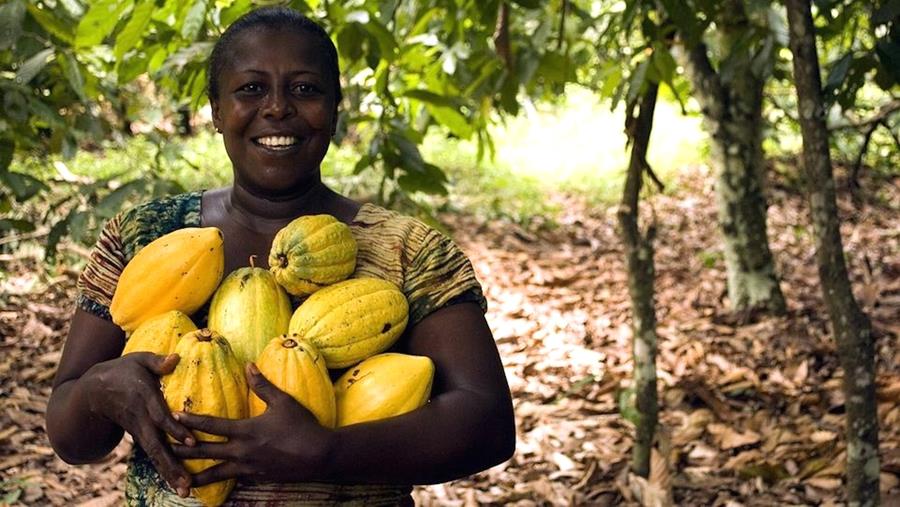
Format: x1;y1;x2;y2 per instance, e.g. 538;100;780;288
117;190;203;259
352;202;443;235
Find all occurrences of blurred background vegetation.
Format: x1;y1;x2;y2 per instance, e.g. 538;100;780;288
0;0;897;262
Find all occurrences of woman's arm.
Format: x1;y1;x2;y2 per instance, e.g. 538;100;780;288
46;308;194;494
324;301;516;483
173;301;516;486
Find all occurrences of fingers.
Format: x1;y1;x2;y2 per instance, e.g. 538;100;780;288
188;460;243;488
172;440;233;461
174;412;242;437
246;363;290;405
135;427;191;495
146;396;195;446
129;352;180;375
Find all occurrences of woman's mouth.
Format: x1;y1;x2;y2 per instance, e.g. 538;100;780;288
253;135;300;151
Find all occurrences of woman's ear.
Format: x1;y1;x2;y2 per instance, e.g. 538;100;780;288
331;107;339;137
211;100;222;133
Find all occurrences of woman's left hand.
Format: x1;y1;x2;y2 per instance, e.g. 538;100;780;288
171;363;333;486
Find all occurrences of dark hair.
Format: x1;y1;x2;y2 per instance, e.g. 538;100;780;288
207;6;342;105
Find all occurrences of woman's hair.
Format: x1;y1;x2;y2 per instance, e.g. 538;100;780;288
207;6;342;105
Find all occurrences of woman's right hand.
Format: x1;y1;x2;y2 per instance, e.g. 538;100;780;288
82;352;194;496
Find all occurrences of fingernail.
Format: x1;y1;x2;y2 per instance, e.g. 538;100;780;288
178;487;190;497
248;363;260;375
185;436;196;446
177;476;190;487
172;412;181;421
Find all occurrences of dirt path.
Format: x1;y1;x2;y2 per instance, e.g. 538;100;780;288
2;169;898;505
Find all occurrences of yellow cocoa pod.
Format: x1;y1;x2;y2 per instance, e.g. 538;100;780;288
161;328;248;507
268;214;357;297
249;335;336;428
334;353;434;427
207;257;292;365
288;278;408;368
110;227;225;332
120;310;197;357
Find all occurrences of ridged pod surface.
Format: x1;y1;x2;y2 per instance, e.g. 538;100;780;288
334;353;434;427
207;262;292;365
268;214;357;296
120;310;197;357
161;329;248;507
249;335;336;427
110;227;224;332
288;278;409;368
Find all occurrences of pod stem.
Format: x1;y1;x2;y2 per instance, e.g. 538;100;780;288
249;255;257;268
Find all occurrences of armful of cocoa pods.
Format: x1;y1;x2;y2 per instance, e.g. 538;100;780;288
45;308;194;497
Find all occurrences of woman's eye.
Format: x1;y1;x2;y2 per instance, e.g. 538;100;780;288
238;83;263;94
292;83;318;95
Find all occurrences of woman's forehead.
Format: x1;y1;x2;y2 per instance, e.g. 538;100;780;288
227;27;328;64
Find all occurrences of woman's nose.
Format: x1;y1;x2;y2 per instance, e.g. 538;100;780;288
261;87;295;119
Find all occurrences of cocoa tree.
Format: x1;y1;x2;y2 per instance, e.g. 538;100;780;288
785;0;881;503
667;0;787;315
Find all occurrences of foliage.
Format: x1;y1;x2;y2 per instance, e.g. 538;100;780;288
1;0;896;256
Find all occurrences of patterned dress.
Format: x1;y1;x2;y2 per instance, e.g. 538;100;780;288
75;191;487;506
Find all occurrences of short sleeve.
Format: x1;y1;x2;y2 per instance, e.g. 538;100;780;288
75;213;126;321
403;224;487;325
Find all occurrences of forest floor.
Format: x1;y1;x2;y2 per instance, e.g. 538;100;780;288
1;165;898;506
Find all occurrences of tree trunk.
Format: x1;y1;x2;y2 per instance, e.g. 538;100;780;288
679;1;786;314
618;82;660;478
784;1;880;504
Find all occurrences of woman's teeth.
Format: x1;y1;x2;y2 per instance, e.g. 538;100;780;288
256;136;298;149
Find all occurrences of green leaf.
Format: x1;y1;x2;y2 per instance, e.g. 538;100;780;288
220;0;253;27
659;0;702;46
426;104;473;139
358;18;398;61
157;42;214;75
26;4;75;45
510;0;542;9
76;0;132;48
337;23;365;62
15;48;54;85
824;52;853;97
0;218;36;233
59;52;87;101
58;0;85;19
651;44;677;85
118;51;150;83
402;89;459;107
872;0;900;25
875;40;900;85
0;171;48;202
0;0;25;50
397;162;448;195
181;0;208;40
0;138;14;173
97;179;148;218
116;0;155;60
624;57;650;108
45;211;71;261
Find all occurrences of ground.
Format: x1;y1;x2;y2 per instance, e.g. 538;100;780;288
1;166;898;506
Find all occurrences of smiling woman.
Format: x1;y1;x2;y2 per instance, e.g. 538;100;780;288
44;6;515;506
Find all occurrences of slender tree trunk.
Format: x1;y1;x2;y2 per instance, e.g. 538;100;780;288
679;0;786;314
784;1;880;504
618;82;660;478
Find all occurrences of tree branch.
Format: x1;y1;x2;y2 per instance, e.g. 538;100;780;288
556;0;568;51
681;41;725;119
829;99;900;131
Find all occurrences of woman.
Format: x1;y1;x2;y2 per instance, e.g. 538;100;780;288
45;7;515;505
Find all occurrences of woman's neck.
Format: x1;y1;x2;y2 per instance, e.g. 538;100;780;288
226;180;336;233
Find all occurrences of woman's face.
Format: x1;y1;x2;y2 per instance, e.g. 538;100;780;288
211;28;337;197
